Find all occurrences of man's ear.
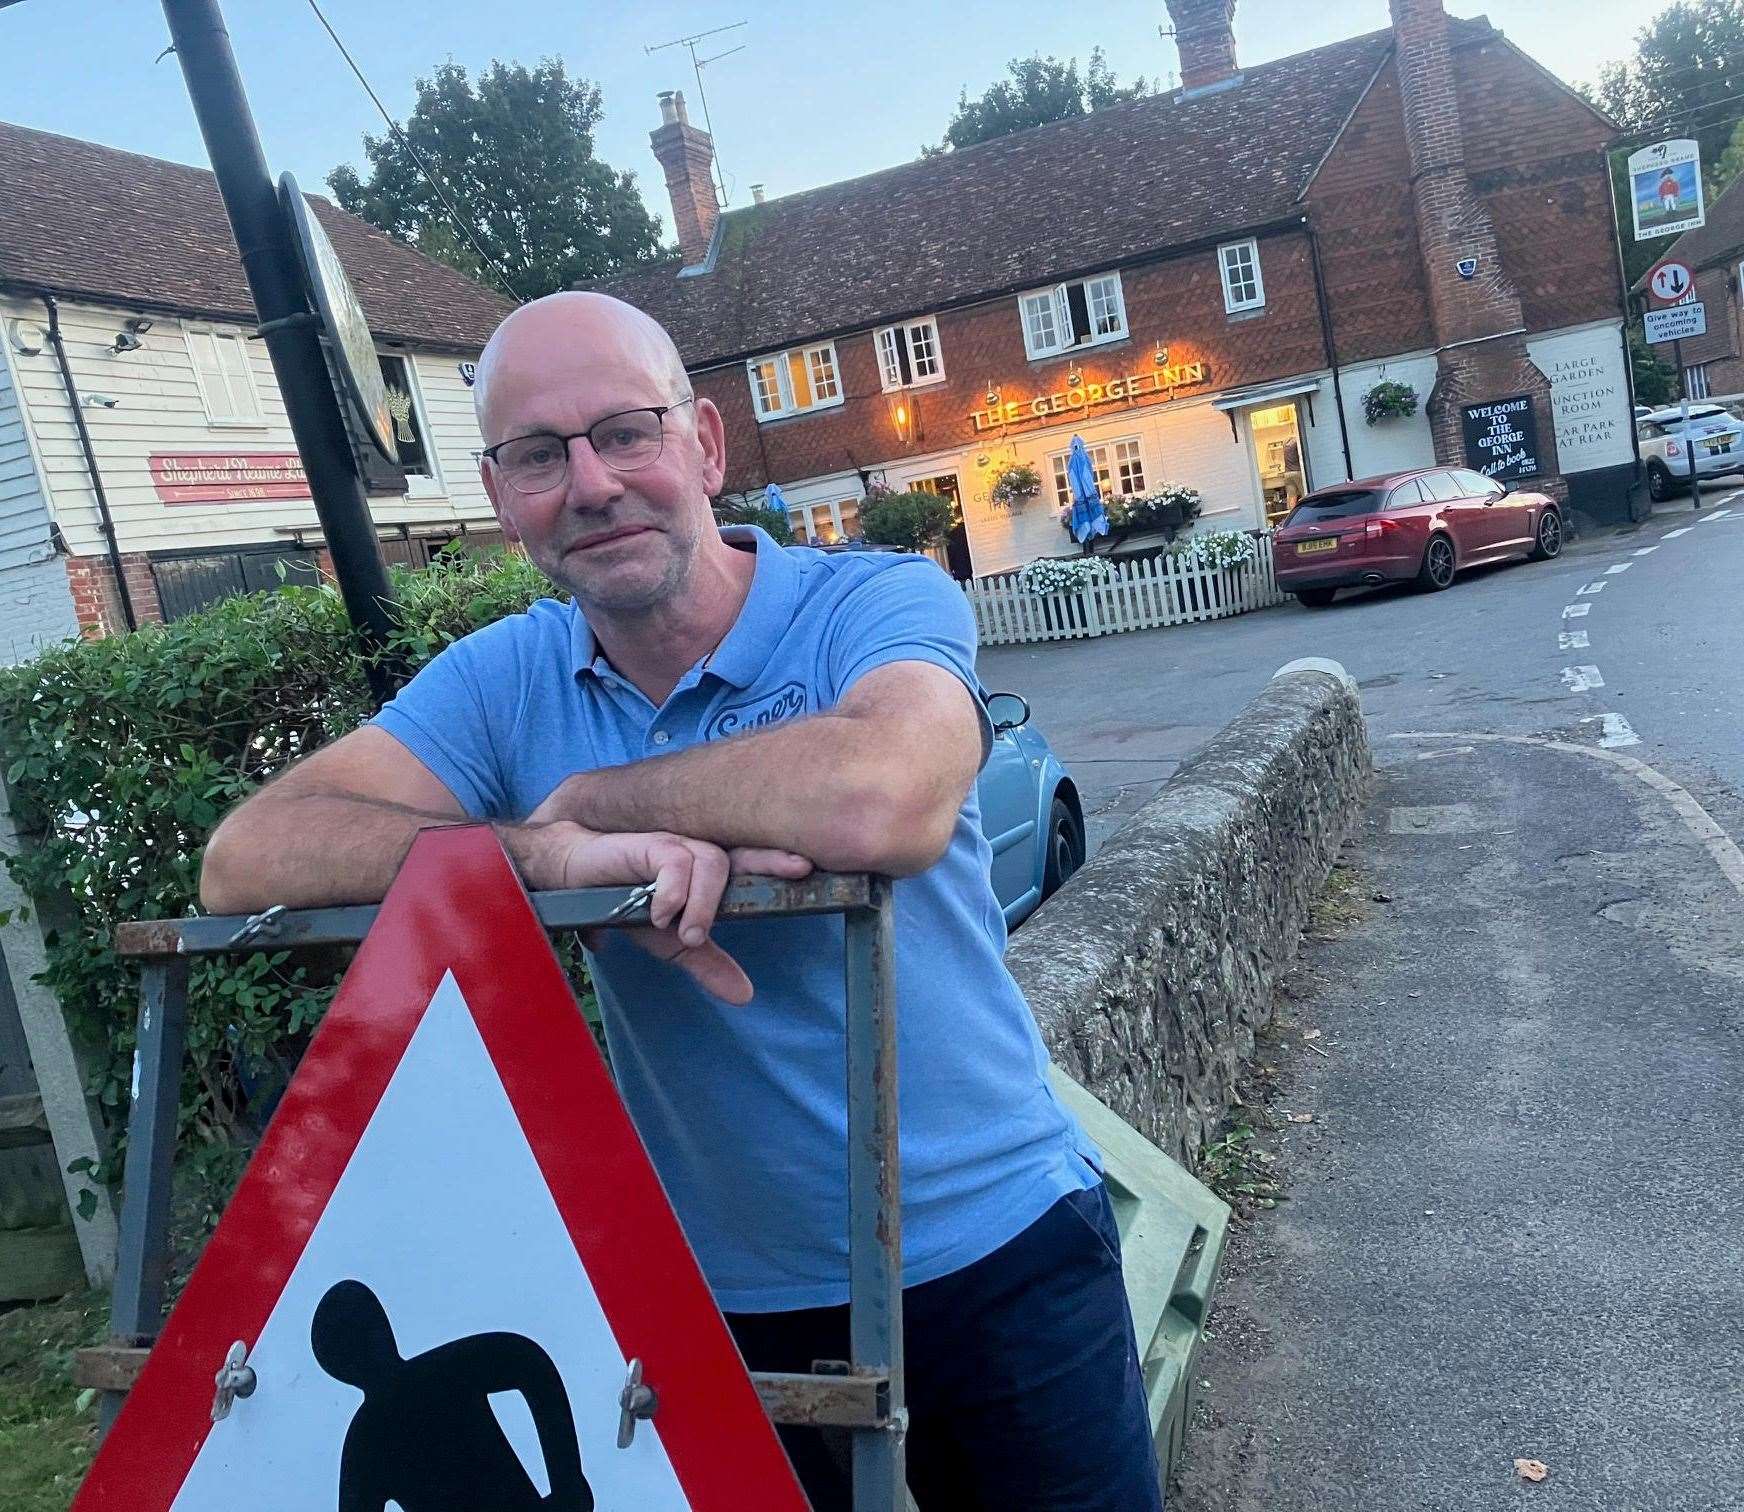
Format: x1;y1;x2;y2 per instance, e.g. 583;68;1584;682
695;396;728;497
480;460;523;545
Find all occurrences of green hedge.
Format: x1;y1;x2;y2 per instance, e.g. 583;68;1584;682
0;551;556;1212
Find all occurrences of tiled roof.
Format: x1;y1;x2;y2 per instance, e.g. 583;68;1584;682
595;21;1493;368
1634;170;1744;288
0;121;515;351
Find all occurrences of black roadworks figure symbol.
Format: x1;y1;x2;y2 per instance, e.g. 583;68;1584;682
311;1279;595;1512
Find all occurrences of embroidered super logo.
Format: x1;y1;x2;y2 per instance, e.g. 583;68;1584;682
704;681;809;740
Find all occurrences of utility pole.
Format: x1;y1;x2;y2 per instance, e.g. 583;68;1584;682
161;0;401;698
646;21;746;208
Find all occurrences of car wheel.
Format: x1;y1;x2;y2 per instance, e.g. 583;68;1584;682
1041;797;1084;900
1295;588;1337;609
1529;508;1563;561
1646;461;1673;502
1416;533;1456;591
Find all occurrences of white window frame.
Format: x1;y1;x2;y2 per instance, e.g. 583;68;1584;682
1048;436;1146;508
1218;239;1266;314
874;317;946;392
184;326;264;426
377;350;444;498
745;342;846;422
1017;271;1129;361
784;495;862;544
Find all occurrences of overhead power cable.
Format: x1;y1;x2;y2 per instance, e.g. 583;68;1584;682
304;0;526;302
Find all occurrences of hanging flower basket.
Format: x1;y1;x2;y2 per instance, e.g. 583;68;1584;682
1361;379;1419;425
990;462;1042;509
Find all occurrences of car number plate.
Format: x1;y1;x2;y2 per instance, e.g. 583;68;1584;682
1295;538;1338;555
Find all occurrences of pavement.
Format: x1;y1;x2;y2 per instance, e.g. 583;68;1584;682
979;493;1744;1509
1170;739;1744;1511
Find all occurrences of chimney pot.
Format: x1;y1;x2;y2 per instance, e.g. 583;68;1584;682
672;90;691;126
1165;0;1239;91
657;90;678;126
751;184;766;205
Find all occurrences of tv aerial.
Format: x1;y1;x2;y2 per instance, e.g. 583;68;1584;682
646;21;747;206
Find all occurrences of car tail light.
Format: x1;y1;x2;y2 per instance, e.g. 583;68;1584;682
1364;517;1400;540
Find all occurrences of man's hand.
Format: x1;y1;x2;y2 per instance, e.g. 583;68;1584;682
508;822;812;1004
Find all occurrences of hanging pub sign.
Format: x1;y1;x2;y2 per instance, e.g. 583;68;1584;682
1626;139;1705;242
1462;394;1541;481
970;360;1211;432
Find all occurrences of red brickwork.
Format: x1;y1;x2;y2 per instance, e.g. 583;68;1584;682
1166;0;1239;90
65;553;164;637
650;93;720;267
707;229;1331;496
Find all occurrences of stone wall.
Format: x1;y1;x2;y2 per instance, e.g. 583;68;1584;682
1008;660;1371;1165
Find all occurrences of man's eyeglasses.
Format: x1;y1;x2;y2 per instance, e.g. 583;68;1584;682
481;397;696;494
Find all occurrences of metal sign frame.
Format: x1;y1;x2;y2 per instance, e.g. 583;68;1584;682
87;849;906;1510
279;172;398;463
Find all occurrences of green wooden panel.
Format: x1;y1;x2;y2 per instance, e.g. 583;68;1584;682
0;1223;83;1302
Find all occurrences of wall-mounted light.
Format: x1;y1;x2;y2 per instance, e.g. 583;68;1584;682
984;380;1000;408
1154;341;1170;367
888;395;914;445
1066;364;1083;388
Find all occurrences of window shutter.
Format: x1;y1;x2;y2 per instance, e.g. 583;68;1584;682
187;332;227;420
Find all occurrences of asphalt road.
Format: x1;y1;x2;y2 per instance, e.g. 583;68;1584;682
981;488;1744;857
981;495;1744;1509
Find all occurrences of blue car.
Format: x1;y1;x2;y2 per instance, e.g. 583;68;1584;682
977;691;1085;928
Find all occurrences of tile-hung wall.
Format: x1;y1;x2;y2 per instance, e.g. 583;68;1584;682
0;294;496;563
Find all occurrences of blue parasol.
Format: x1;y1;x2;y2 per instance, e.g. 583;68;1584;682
1066;436;1109;545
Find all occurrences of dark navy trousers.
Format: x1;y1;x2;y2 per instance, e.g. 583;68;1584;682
727;1183;1165;1511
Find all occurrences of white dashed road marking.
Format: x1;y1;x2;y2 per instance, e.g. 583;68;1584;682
1577;581;1608;596
1604;562;1632;575
1561;665;1605;692
1562;602;1591;618
1584;712;1640;748
1559;630;1590;650
1701;507;1733;521
1663;527;1693;539
1633;546;1659;556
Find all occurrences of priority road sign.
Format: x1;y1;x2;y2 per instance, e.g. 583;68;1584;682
73;826;809;1512
1644;302;1708;346
1648;260;1694;305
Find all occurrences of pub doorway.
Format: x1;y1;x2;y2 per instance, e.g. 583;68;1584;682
1250;401;1310;526
912;473;973;581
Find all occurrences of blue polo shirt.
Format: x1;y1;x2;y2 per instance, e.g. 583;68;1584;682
373;526;1099;1311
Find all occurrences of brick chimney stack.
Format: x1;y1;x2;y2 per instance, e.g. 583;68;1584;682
1165;0;1238;91
650;90;720;266
1387;0;1563;494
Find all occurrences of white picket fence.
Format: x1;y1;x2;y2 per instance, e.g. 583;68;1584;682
965;532;1289;647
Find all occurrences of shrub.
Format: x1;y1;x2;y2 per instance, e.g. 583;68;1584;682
714;497;794;544
0;550;557;1212
860;489;953;551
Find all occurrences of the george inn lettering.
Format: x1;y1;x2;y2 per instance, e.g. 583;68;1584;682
969;362;1211;433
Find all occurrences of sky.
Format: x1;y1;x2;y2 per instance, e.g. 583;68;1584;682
1;0;1664;238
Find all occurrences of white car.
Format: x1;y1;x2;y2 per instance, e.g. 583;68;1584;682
1637;403;1744;501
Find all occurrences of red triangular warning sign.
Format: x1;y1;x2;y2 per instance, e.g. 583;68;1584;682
75;826;810;1511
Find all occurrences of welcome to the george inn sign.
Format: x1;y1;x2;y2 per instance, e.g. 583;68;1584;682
970;360;1213;433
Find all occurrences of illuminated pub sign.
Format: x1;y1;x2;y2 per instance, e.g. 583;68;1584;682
970;360;1212;432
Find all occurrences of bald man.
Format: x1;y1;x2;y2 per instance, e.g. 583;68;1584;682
201;293;1162;1510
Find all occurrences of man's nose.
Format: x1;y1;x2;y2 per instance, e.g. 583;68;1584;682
562;434;623;508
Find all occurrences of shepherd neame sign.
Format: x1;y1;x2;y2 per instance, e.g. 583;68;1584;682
970;362;1211;432
1460;395;1541;481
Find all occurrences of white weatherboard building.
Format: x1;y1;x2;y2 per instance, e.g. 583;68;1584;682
0;121;516;661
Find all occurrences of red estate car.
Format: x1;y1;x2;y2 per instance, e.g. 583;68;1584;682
1273;466;1563;608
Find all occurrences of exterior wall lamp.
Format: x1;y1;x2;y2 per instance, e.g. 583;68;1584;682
888;394;915;445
